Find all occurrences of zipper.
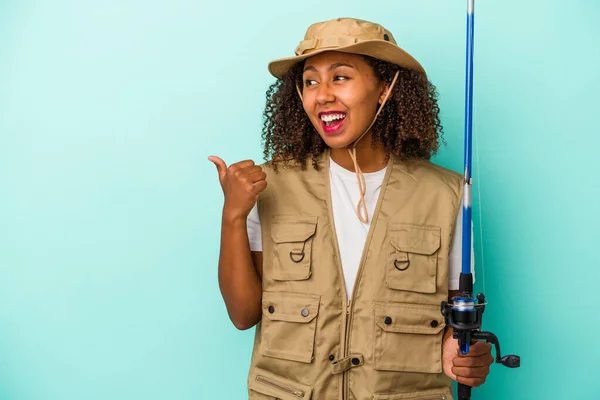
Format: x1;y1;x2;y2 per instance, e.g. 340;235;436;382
343;155;394;400
324;150;350;400
343;299;352;400
343;300;352;400
255;375;304;398
375;395;447;400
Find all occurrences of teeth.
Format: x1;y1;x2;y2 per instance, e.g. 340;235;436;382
320;113;346;122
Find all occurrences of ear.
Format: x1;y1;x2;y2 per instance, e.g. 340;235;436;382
378;81;391;104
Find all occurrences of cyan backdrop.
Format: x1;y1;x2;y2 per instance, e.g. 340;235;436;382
1;0;598;399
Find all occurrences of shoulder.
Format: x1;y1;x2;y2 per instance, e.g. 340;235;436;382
260;160;299;181
259;156;325;181
394;158;462;196
258;159;306;202
413;160;461;181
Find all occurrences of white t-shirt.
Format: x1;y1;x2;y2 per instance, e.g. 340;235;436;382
247;157;474;297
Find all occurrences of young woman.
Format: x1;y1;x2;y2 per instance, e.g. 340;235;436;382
209;17;493;400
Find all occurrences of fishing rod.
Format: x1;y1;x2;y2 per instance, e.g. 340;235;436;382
440;1;520;399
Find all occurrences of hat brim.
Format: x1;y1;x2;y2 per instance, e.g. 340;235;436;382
268;40;426;79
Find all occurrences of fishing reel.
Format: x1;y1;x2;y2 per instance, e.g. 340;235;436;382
440;275;520;399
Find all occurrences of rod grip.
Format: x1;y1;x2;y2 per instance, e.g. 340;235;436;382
458;383;472;400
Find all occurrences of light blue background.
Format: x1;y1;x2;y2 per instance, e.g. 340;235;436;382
1;0;598;399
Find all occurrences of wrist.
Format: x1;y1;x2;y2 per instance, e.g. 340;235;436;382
222;208;248;225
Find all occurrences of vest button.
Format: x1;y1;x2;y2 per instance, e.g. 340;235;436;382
384;316;392;325
301;308;310;317
268;305;275;314
430;320;439;328
329;355;335;361
351;357;360;366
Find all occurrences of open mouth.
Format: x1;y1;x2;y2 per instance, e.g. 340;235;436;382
320;112;347;134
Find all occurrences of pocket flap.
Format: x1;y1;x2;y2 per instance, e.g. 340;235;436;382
374;302;445;334
388;223;441;255
271;216;317;243
262;292;320;323
372;387;451;400
249;367;313;400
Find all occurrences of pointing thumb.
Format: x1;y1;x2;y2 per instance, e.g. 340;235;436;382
208;156;227;182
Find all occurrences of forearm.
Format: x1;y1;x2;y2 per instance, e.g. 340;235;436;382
217;211;262;330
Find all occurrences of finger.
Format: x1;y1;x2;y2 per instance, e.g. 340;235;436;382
453;354;494;368
456;375;486;388
252;180;267;194
459;341;492;357
238;165;263;177
207;156;227;182
247;170;267;183
229;160;255;172
452;365;490;379
232;166;263;184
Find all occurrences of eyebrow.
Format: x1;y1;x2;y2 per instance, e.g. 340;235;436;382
303;63;355;73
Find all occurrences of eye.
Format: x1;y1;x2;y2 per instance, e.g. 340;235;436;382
304;79;318;87
334;75;348;82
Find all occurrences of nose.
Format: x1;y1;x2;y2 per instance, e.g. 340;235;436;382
316;81;335;104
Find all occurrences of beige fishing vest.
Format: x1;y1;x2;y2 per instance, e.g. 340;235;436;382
248;150;463;400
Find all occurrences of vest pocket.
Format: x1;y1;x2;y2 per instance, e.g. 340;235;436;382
372;387;452;400
250;391;278;400
386;223;441;293
249;366;313;400
270;216;318;281
261;291;320;363
373;302;445;373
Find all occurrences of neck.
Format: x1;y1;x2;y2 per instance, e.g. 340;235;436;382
329;134;388;173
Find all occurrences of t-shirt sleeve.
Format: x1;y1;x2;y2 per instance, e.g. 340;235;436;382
448;205;475;290
247;203;262;252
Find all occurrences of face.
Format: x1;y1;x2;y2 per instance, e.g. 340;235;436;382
301;51;388;148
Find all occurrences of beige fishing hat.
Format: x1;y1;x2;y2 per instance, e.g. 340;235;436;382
268;17;426;79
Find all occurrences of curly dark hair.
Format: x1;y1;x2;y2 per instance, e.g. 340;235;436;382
261;55;443;171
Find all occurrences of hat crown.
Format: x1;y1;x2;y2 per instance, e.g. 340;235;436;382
268;17;425;79
295;18;396;56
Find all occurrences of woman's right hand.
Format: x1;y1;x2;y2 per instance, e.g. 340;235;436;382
208;156;267;221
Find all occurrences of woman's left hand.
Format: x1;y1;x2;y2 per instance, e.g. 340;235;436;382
442;328;494;387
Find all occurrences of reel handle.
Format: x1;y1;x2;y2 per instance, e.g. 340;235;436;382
472;331;521;368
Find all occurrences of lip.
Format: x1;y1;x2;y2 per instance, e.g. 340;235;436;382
318;110;346;118
318;111;347;135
